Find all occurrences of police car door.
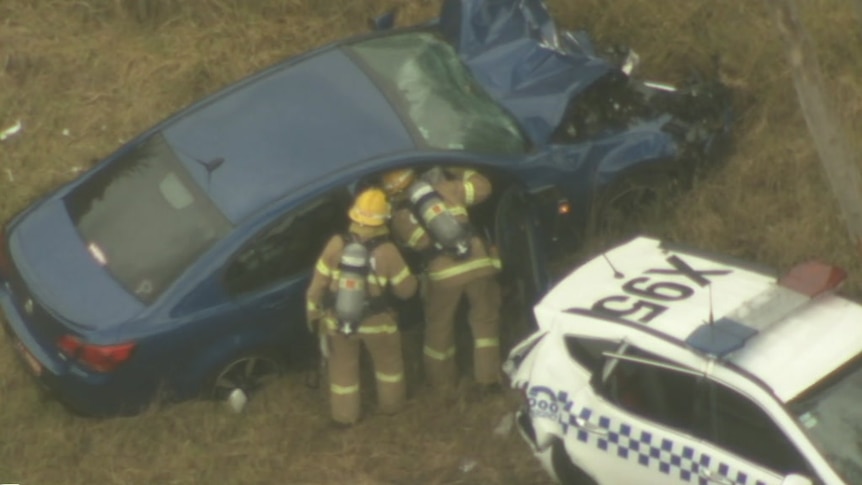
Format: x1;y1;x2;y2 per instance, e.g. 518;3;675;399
695;373;824;485
574;344;786;485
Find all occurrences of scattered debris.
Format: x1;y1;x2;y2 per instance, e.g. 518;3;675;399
621;49;640;76
4;169;13;182
0;120;22;141
227;388;248;413
70;166;83;174
458;457;477;473
62;128;71;137
493;412;515;436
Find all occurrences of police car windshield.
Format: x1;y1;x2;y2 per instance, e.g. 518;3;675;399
64;133;233;304
346;32;528;154
790;365;862;483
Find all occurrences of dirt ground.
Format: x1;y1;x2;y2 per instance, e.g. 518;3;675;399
1;0;862;483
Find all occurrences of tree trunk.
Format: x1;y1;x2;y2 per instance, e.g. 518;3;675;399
773;0;862;253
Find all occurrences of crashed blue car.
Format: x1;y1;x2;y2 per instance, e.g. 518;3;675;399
0;0;731;416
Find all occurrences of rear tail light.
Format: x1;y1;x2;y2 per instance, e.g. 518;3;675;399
57;335;136;373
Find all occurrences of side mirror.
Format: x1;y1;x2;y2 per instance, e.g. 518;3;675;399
368;9;398;31
781;474;813;485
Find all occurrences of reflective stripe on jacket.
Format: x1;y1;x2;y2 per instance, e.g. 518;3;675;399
305;222;418;332
390;167;500;287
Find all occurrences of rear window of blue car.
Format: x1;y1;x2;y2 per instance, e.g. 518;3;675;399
346;31;528;154
64;133;233;304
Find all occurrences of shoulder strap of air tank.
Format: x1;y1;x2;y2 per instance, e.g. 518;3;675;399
407;185;437;235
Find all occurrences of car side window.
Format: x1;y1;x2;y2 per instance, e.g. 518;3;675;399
599;347;703;435
702;381;814;477
565;336;618;373
223;189;351;296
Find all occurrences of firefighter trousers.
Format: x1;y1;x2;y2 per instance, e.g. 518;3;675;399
327;313;406;425
422;275;502;389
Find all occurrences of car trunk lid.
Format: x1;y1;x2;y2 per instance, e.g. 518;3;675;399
7;198;145;331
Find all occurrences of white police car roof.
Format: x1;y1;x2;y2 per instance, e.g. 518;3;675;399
537;235;862;403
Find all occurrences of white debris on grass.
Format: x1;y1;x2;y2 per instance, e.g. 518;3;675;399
458;457;477;473
4;169;13;182
62;128;70;136
0;120;22;141
227;388;248;413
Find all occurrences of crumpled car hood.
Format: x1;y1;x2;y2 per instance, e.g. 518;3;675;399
439;0;616;145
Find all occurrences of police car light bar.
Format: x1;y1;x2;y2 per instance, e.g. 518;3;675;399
777;260;847;297
685;261;847;358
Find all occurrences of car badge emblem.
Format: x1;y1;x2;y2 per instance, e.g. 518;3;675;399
23;298;34;316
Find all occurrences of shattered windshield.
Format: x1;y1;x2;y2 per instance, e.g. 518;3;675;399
64;133;232;304
790;364;862;483
347;31;527;154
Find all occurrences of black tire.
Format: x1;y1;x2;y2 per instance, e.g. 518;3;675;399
586;157;691;240
551;439;598;485
208;351;283;402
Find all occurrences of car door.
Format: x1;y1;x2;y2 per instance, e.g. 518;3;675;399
221;188;352;354
493;184;551;335
571;344;789;485
694;379;823;485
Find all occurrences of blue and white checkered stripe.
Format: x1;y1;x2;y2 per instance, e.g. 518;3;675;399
554;405;771;485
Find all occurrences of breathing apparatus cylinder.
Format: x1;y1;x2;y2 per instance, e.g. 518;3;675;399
407;180;471;259
334;241;370;336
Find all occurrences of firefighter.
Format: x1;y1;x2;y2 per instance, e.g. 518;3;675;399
305;188;418;426
382;167;502;392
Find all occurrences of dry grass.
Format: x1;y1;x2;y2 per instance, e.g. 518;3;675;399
1;0;861;483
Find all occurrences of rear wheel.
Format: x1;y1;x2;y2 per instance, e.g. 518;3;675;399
587;157;692;239
208;352;282;410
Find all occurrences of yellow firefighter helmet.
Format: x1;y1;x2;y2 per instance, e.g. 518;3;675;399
349;188;391;226
381;168;416;195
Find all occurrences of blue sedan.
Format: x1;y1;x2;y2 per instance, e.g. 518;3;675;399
0;0;732;416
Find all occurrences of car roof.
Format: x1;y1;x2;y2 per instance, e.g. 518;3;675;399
154;0;622;225
161;47;415;224
538;235;862;402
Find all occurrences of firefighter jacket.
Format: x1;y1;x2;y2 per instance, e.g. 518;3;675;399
306;222;418;335
390;168;501;288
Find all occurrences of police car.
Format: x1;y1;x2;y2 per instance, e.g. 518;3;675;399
503;235;862;485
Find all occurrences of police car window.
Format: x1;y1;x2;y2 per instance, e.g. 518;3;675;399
703;381;813;476
565;336;617;372
601;347;702;434
224;190;351;295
